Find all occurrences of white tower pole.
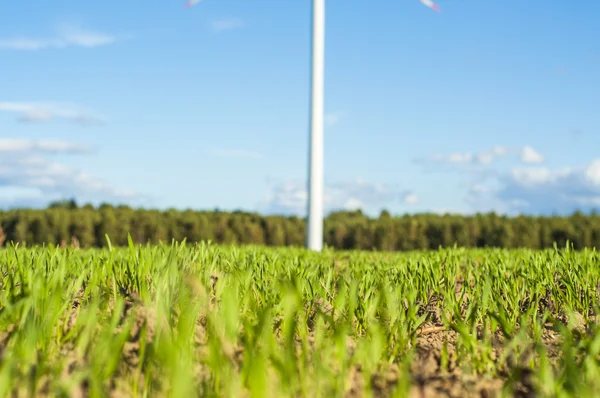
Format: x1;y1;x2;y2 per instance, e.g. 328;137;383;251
306;0;325;251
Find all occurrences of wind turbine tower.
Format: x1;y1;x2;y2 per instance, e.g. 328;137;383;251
306;0;325;252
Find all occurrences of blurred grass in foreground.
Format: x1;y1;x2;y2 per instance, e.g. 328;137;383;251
0;239;599;397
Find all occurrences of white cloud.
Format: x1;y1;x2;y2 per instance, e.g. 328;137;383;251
520;145;544;164
0;186;44;203
0;102;105;125
467;184;491;195
207;148;262;159
403;193;419;205
584;159;600;185
0;26;116;50
0;139;91;154
463;160;600;215
210;18;244;32
265;181;307;213
448;152;474;164
415;144;600;215
343;197;363;210
0;140;140;207
509;166;570;186
57;26;116;47
0;156;135;199
420;145;543;167
324;111;345;127
261;177;417;215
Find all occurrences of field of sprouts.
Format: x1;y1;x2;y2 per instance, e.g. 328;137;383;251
1;240;600;397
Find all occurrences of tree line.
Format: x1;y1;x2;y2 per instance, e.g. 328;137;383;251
0;200;598;250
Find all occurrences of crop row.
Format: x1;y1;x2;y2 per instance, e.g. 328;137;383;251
0;241;599;396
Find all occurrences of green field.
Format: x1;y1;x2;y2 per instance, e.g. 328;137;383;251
1;240;599;397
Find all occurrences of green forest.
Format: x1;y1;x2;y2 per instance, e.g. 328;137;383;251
0;200;598;250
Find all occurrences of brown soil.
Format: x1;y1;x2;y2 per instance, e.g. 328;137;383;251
341;331;511;398
405;329;509;398
342;317;571;398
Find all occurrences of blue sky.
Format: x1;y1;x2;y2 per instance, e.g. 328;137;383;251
0;0;599;216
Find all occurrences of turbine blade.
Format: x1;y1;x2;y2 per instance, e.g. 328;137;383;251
419;0;441;12
185;0;203;8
